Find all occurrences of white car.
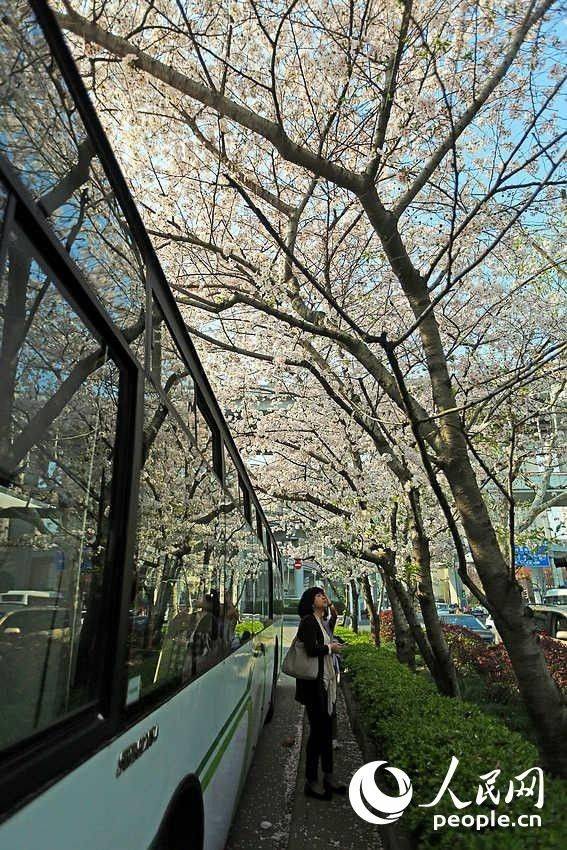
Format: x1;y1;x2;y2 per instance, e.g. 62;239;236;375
0;590;64;607
529;605;567;642
484;614;501;643
542;588;567;607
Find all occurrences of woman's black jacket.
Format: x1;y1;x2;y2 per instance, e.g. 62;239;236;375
294;614;330;707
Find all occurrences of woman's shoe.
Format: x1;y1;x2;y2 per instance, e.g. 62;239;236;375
304;781;332;800
323;776;348;795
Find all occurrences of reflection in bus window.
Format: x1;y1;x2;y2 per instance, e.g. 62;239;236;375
256;545;271;625
195;402;213;461
231;520;271;633
0;228;119;750
225;507;257;642
150;300;195;429
0;2;146;334
273;564;284;616
128;388;231;700
224;450;239;501
0;183;6;224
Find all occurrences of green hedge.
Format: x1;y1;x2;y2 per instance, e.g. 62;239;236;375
234;620;264;637
337;630;566;849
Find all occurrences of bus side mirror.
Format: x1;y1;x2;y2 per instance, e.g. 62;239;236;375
555;631;567;642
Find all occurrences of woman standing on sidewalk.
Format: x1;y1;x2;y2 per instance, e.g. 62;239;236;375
295;587;347;800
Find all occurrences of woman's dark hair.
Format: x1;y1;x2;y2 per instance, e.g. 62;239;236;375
298;586;324;618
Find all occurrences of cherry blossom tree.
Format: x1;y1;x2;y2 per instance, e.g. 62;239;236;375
52;0;567;774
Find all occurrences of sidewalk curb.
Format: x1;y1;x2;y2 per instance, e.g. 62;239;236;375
341;673;415;850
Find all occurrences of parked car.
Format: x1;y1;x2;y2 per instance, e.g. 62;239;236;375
528;605;567;643
484;614;501;643
542;588;567;607
436;602;451;615
470;606;488;623
0;607;70;637
0;590;65;610
438;613;494;642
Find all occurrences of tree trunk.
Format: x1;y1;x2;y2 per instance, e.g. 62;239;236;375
395;271;567;775
349;579;359;634
0;248;31;464
361;574;380;647
385;573;416;670
408;488;460;697
447;456;567;775
379;552;440;674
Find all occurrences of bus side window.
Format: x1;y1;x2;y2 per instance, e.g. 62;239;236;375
273;566;284;616
126;391;233;700
0;226;120;752
257;552;271;625
224;504;254;647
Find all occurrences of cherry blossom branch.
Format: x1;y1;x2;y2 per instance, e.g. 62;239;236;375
364;0;413;181
56;7;365;193
379;334;490;609
259;486;351;517
395;152;565;347
225;173;367;336
178;108;295;216
392;0;557;216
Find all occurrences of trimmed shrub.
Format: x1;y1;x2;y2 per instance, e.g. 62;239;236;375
379;609;395;643
535;636;567;692
380;618;567;703
442;626;567;702
338;630;566;849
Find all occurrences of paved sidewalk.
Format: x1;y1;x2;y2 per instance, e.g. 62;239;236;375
288;686;383;850
226;674;304;850
226;675;383;850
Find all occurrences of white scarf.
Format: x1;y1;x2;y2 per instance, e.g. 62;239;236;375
316;617;337;715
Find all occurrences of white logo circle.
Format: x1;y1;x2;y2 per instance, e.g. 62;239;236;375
349;760;413;825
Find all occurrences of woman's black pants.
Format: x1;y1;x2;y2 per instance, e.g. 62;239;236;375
305;699;333;782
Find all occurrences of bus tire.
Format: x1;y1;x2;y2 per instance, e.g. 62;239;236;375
151;774;204;850
264;639;279;724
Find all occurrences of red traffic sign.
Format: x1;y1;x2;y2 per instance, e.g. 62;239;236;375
293;558;302;570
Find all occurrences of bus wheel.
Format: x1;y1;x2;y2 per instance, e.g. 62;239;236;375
152;774;204;850
264;639;279;724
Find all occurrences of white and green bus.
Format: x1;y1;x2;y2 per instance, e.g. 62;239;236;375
0;3;283;848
